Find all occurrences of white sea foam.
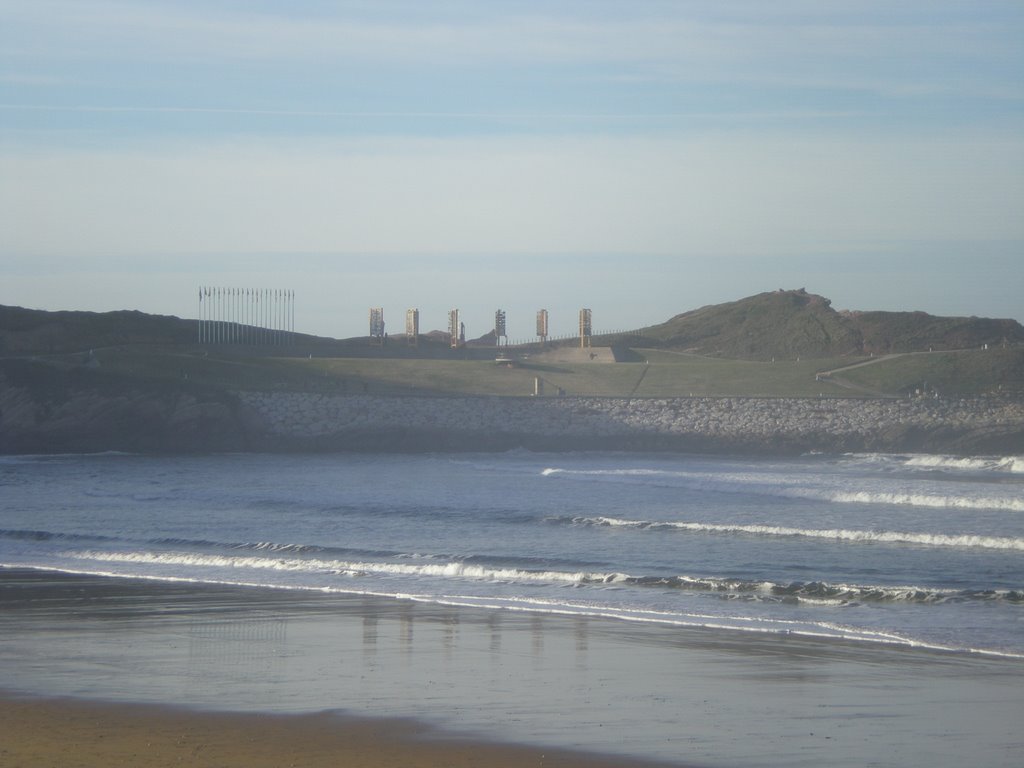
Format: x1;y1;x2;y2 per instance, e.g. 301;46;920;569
847;453;1024;474
67;550;626;586
59;549;1021;607
903;455;1022;473
543;467;670;478
825;490;1024;511
13;562;1023;660
543;466;1024;511
572;516;1024;551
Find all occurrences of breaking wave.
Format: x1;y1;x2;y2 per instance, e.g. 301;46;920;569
59;549;1023;606
541;467;1024;511
825;491;1024;511
847;453;1024;474
66;550;626;587
569;516;1024;551
624;575;1023;605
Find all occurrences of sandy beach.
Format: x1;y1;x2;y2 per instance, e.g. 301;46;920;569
2;568;1023;767
0;696;666;768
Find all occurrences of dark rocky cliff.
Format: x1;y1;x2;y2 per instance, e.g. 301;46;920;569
0;359;246;454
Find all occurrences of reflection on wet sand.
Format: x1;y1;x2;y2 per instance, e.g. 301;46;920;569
362;613;377;653
400;600;414;652
3;570;1023;768
187;616;288;665
488;612;501;654
574;617;588;669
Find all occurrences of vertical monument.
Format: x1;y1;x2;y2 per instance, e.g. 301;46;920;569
536;309;549;345
494;309;507;348
448;309;461;349
579;308;592;348
369;307;385;345
405;308;419;346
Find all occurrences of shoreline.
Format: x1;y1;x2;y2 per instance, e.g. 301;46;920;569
3;568;1024;767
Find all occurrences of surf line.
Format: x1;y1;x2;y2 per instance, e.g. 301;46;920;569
571;517;1024;551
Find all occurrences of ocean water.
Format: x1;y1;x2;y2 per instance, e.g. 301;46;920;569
1;449;1022;658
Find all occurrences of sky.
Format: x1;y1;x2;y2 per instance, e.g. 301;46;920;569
1;1;1022;340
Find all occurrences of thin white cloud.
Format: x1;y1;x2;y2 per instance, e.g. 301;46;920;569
3;1;1019;100
0;103;866;124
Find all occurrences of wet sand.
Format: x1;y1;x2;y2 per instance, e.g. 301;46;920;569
2;568;1023;767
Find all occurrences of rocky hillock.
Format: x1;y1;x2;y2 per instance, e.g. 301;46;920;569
632;289;1024;360
0;305;200;355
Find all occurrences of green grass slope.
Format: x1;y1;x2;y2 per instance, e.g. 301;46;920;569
621;289;1024;361
835;348;1024;398
5;339;1020;401
631;289;861;360
842;311;1023;354
30;345;862;399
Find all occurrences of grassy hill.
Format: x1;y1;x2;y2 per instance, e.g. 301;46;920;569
619;289;1024;361
625;289;860;360
842;310;1023;355
3;292;1022;399
0;305;196;354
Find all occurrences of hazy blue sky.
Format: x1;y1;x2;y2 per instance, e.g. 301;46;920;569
2;1;1022;339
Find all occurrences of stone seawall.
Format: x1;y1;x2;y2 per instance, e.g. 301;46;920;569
237;393;1024;455
3;360;1022;455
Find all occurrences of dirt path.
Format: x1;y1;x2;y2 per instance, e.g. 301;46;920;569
814;354;906;397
